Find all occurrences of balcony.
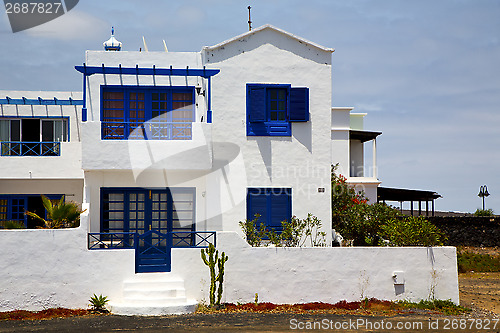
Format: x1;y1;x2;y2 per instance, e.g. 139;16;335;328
1;141;60;156
82;121;213;171
101;121;192;140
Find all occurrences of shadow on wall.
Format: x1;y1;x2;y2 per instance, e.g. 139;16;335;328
292;122;312;153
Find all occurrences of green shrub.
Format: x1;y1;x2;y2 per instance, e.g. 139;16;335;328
239;214;267;247
0;220;26;229
399;299;469;315
457;251;500;273
240;214;326;247
89;294;109;312
473;208;495;216
331;165;402;246
379;216;446;246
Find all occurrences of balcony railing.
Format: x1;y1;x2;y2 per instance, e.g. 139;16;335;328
102;121;193;140
88;231;216;250
1;141;61;156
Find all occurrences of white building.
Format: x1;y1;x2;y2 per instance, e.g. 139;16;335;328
0;25;457;314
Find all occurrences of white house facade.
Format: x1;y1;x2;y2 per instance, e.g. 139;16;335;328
0;25;458;315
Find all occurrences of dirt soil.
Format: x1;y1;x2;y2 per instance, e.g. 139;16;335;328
460;272;500;316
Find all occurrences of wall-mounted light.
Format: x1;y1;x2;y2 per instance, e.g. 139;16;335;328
195;85;205;96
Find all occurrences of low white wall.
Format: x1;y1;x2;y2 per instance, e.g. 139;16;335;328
174;232;459;305
0;206;136;311
0;227;459;311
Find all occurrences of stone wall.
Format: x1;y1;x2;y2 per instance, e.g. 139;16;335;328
428;217;500;247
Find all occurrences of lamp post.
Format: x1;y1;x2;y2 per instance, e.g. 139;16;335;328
478;185;490;211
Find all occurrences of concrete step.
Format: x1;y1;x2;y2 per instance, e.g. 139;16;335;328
123;287;186;299
122;296;188;306
110;272;197;316
109;300;197;316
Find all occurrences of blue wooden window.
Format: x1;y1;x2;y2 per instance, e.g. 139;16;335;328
0;194;64;228
246;84;309;136
0;117;68;156
101;86;195;140
101;188;195;241
247;188;292;232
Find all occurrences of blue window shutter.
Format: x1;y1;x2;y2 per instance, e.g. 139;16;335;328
269;189;291;229
247;85;267;122
247;189;267;225
289;87;309;122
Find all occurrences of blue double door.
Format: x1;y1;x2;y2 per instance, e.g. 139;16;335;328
101;188;195;273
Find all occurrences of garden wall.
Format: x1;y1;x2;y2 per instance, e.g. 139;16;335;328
0;205;137;311
0;211;459;311
428;216;500;247
174;232;459;305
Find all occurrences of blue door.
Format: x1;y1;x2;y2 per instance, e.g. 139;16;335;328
101;188;195;273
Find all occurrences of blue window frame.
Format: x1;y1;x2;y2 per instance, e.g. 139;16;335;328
101;187;196;246
246;188;292;232
0;117;69;156
0;194;64;228
246;84;309;136
101;86;195;140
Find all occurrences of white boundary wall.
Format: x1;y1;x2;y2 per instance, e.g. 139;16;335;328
0;219;459;311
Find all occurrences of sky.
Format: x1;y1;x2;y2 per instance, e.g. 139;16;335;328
0;0;499;213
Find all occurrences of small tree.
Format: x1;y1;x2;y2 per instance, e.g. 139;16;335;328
25;195;84;229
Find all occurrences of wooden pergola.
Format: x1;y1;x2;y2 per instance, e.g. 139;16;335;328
377;187;442;216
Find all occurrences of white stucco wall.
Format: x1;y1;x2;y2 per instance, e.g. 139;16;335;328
0;229;459;311
0;179;83;204
204;27;333;239
331;107;351;177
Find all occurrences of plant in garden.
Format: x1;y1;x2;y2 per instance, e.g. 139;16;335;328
473;208;495;216
88;294;109;313
240;214;326;247
331;164;445;246
201;243;228;307
378;216;447;246
0;220;26;229
239;214;267;247
24;195;85;229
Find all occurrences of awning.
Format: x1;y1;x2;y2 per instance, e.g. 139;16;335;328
350;130;382;143
377;187;441;201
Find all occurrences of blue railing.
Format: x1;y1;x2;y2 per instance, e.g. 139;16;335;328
101;121;193;140
88;231;216;250
1;141;61;156
88;232;136;249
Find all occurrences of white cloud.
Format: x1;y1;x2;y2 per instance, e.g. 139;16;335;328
25;10;108;41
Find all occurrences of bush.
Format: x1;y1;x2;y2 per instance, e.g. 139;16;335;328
379;216;447;246
331;164;445;247
474;208;495;216
332;165;402;246
0;220;26;229
457;251;500;273
239;214;326;247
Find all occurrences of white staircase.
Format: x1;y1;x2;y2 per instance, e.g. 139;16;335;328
109;273;198;316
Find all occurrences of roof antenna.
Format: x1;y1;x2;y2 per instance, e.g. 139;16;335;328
248;6;252;31
142;36;149;52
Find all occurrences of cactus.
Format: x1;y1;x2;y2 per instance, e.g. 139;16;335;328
216;251;228;305
201;243;228;307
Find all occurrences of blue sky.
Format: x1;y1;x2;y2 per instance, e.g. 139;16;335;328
0;0;499;213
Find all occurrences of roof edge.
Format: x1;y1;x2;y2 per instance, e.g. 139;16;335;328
203;24;335;53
